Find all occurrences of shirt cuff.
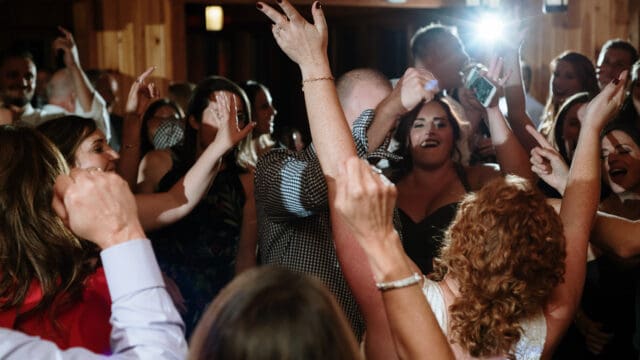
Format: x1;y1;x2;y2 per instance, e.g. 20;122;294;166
100;239;165;301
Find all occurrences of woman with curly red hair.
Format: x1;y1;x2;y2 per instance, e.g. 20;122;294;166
333;71;628;358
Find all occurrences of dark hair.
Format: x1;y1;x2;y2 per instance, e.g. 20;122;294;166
392;97;466;182
140;98;184;154
540;52;598;136
0;47;35;68
37;116;98;166
182;76;251;168
0;125;92;329
188;266;360;360
602;120;640;147
598;39;640;66
241;80;268;116
410;24;458;61
549;92;591;163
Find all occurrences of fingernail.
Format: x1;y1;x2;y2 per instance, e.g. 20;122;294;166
613;78;620;85
276;0;282;3
256;2;262;9
315;1;322;9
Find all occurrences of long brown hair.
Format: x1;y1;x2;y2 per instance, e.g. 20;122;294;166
189;266;360;360
432;176;566;358
0;125;92;326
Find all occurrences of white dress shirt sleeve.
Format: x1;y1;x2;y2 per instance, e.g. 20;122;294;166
0;239;188;360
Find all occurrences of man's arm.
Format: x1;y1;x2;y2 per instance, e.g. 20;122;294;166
0;169;189;359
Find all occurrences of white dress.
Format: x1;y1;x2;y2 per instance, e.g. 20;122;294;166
422;278;547;360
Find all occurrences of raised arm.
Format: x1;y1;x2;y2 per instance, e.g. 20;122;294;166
258;3;399;358
117;66;158;190
334;157;453;360
367;68;439;151
543;71;627;353
257;0;353;178
53;27;111;140
483;57;534;179
9;168;190;360
502;38;539;153
135;93;254;231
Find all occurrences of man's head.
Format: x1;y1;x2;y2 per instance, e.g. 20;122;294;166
336;68;392;126
47;68;76;112
0;49;37;108
596;39;639;89
411;24;469;91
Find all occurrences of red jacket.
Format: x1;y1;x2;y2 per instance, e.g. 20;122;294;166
0;268;112;353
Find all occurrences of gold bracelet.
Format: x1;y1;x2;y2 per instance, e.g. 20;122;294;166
301;76;334;90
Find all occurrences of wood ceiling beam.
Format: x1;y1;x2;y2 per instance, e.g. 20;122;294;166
183;0;465;9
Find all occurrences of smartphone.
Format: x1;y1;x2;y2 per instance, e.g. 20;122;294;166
465;67;497;107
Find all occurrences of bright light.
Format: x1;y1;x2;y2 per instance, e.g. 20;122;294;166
205;6;224;31
474;13;505;44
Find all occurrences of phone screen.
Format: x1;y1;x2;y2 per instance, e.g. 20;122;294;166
469;75;496;107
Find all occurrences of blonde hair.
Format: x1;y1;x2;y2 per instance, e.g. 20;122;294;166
432;176;565;358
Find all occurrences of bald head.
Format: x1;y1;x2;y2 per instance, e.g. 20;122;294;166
337;68;392;126
47;68;75;112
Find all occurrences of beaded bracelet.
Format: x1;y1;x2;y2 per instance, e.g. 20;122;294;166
375;273;422;292
301;76;334;90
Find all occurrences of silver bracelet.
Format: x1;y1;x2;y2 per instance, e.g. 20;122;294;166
375;273;422;292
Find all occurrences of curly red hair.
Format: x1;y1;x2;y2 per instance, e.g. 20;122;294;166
432;175;566;358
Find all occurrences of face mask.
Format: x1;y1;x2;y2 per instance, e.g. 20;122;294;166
152;119;184;149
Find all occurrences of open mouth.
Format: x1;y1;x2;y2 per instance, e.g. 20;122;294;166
420;139;440;148
609;167;628;179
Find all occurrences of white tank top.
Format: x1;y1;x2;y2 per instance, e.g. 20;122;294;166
422;278;546;360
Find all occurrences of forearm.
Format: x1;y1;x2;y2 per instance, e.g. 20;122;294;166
67;62;94;113
135;142;226;231
486;107;534;179
364;232;453;360
503;49;538;153
117;113;143;190
300;61;357;178
235;199;258;274
367;97;404;152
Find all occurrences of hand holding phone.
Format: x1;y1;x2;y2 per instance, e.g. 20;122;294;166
465;67;497;107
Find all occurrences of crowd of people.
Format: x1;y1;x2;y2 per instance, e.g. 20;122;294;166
1;1;640;359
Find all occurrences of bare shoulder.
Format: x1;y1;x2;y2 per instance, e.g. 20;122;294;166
464;163;501;191
136;149;174;193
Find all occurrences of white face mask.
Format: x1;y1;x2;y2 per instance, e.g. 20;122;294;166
152;119;184;149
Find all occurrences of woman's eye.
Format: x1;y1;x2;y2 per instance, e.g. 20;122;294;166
413;123;424;128
434;121;446;128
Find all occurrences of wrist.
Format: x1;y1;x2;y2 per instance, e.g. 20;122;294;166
99;223;146;249
299;58;332;80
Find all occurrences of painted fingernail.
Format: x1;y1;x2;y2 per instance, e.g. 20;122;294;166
256;2;262;9
276;0;282;3
315;1;322;9
613;78;620;85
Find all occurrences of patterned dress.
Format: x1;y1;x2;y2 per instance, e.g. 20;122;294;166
150;152;246;336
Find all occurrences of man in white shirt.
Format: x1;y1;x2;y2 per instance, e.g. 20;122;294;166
0;27;111;140
0;169;187;359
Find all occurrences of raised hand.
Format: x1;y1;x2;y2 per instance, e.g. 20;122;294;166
207;91;255;151
398;67;440;110
582;70;628;131
483;56;511;108
527;125;569;194
257;0;327;75
125;66;158;116
52;168;145;249
52;26;81;68
334;157;398;251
